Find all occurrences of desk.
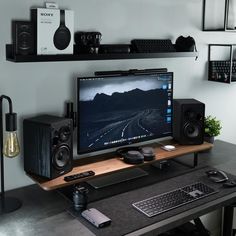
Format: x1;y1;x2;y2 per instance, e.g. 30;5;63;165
1;140;236;236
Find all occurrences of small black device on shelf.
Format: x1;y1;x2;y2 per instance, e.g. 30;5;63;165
99;44;130;54
131;39;176;53
12;21;35;55
74;31;102;54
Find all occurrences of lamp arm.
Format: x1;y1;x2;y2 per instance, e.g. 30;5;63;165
0;95;13;114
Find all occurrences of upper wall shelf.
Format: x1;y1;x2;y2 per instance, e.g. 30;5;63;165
6;44;198;63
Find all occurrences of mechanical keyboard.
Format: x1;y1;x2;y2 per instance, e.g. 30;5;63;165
132;182;217;217
209;60;236;83
131;39;176;53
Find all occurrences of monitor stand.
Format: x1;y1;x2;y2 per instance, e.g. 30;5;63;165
86;168;148;189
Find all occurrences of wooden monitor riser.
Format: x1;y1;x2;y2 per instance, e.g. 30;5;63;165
27;142;213;191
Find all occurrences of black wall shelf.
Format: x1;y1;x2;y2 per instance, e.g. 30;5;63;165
6;44;198;63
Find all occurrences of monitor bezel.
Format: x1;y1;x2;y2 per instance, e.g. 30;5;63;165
77;72;173;155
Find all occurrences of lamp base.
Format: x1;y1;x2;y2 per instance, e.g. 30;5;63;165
0;196;22;214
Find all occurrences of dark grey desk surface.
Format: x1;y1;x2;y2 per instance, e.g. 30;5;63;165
1;140;236;236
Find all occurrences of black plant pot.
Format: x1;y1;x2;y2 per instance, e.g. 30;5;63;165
204;136;215;144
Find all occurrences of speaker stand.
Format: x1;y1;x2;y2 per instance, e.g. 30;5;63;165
173;152;198;169
0;196;22;214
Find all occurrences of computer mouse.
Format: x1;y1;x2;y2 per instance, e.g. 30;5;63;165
206;169;229;183
161;145;176;151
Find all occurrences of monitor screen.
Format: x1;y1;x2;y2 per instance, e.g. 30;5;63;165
77;72;173;155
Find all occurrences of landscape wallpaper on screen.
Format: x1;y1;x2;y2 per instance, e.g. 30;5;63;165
79;75;172;152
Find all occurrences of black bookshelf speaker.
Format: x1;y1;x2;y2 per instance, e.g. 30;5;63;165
173;99;205;145
23;115;73;179
12;21;35;55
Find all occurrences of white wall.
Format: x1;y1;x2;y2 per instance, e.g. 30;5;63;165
1;0;236;190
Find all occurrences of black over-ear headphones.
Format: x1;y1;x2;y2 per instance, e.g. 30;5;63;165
116;147;155;164
175;36;196;52
53;10;71;50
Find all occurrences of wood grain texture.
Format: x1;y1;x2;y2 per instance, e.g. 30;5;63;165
28;142;213;191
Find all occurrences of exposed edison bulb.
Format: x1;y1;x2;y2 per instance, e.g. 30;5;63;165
3;131;20;158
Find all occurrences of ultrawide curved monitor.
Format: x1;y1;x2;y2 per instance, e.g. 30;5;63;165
77;72;173;155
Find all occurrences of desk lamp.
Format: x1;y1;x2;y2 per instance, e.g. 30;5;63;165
0;95;21;214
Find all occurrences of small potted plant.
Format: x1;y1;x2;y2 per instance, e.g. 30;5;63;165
204;115;222;143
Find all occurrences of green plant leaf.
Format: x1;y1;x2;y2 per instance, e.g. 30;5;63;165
204;115;222;137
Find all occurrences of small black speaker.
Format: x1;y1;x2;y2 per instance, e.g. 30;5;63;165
23;115;73;179
12;21;35;55
173;99;205;145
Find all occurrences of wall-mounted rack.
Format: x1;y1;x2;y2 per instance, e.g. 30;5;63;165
203;0;236;32
6;44;198;63
208;44;236;83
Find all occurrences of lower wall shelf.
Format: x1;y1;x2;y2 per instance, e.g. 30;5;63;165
27;141;213;191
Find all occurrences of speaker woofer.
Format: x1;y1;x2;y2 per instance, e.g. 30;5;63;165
53;145;70;170
183;122;200;138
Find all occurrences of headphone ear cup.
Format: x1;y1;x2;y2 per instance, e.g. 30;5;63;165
53;10;71;50
53;26;71;50
141;147;155;161
124;151;144;164
116;148;144;164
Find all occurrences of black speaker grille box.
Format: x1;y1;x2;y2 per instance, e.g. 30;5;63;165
173;99;205;145
23;115;73;179
12;21;35;55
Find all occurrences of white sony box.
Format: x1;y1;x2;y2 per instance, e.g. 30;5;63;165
31;8;74;55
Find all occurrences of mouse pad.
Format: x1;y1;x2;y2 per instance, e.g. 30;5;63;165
71;167;236;236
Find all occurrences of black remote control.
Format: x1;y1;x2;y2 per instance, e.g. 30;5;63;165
64;171;95;182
